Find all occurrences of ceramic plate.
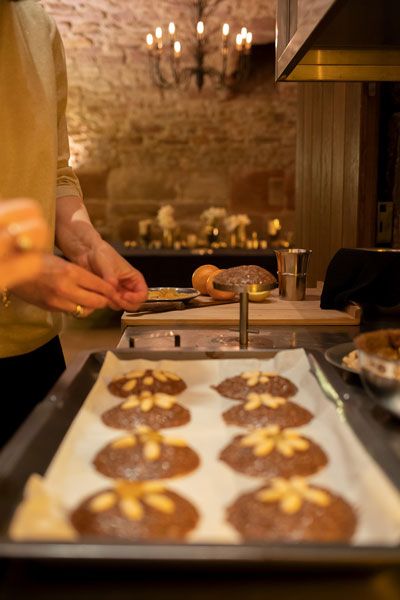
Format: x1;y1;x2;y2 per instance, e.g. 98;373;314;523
145;287;201;303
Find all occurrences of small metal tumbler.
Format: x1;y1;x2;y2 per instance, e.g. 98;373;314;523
274;249;312;301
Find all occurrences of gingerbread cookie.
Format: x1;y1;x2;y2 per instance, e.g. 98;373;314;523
220;426;327;478
108;368;186;398
71;482;199;541
214;371;298;401
214;265;277;287
94;427;200;480
102;391;190;430
227;477;357;542
222;392;312;428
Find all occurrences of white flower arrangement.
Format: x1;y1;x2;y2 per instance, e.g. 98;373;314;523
200;206;227;225
156;205;177;230
224;213;251;232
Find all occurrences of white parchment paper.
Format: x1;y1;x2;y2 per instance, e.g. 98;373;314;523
40;349;400;545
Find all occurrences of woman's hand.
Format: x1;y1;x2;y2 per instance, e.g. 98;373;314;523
11;254;122;317
74;240;148;311
0;198;48;288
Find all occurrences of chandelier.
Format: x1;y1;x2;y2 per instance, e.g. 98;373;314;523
145;0;252;91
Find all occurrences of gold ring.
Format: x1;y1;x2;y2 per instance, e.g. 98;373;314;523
15;234;34;251
7;223;33;252
72;304;84;318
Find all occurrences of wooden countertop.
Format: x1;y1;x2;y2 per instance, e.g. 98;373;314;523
122;288;361;328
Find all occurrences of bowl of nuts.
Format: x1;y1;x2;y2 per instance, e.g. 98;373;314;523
354;329;400;418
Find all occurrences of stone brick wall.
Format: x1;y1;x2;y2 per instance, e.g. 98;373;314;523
43;0;297;243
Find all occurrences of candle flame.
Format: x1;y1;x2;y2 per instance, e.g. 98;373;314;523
174;40;181;55
155;26;162;39
168;22;175;36
146;33;154;48
236;33;242;48
197;21;205;36
222;23;230;37
240;26;247;39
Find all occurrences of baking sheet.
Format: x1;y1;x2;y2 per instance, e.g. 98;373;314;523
12;349;400;545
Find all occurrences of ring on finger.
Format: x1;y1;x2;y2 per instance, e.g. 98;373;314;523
7;223;34;252
72;304;85;319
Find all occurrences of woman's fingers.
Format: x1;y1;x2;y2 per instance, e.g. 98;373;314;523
69;263;121;304
63;286;110;310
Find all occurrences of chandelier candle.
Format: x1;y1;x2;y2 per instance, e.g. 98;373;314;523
145;0;252;91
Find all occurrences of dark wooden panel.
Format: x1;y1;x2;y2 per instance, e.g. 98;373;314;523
296;81;379;283
342;83;362;247
330;83;346;254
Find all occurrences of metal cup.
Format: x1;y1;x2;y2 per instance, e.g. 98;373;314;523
274;249;312;301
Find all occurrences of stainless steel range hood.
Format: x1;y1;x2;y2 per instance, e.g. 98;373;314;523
276;0;400;81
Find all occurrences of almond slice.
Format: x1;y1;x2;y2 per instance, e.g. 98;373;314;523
143;376;154;386
121;397;140;410
120;497;144;521
143;440;161;461
257;488;283;503
140;398;154;413
276;440;295;457
166;438;187;447
244;397;261;411
163;371;181;382
122;379;138;392
154;394;175;409
246;376;259;387
125;370;145;378
241;371;260;380
89;492;117;513
153;370;168;382
288;437;310;452
303;487;331;507
253;439;275;457
144;493;175;514
112;436;137;449
280;492;302;514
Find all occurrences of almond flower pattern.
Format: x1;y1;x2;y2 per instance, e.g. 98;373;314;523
121;391;176;413
240;370;279;387
111;426;187;461
256;477;331;514
240;426;310;457
118;369;182;393
89;482;175;521
244;392;287;411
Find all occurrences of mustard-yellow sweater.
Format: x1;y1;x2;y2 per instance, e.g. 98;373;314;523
0;0;82;357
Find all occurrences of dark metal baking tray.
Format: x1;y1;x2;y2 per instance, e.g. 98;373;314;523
0;348;399;569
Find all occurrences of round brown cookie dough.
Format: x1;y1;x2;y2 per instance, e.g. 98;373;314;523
93;429;200;480
227;478;357;542
71;482;199;541
214;372;298;401
214;265;277;287
108;368;187;398
223;400;312;429
102;393;190;431
219;427;327;478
